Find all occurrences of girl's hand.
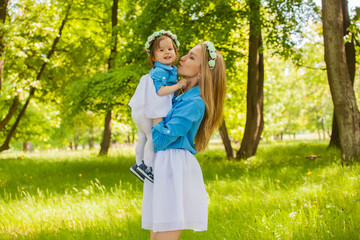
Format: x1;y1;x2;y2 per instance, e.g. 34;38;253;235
177;79;188;89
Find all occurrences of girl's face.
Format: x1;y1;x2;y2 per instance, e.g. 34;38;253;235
177;45;201;78
152;37;177;66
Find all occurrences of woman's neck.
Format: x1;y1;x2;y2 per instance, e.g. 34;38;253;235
183;77;198;92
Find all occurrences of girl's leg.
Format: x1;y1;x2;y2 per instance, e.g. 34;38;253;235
143;133;154;167
150;230;156;240
142;119;155;167
135;127;146;166
155;230;182;240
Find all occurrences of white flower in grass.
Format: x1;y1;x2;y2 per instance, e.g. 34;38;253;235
289;212;297;219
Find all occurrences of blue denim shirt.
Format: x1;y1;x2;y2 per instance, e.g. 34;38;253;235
152;86;205;155
149;62;178;92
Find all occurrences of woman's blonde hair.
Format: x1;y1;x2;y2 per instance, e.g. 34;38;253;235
195;44;226;152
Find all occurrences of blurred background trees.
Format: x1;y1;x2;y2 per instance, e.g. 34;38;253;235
0;0;359;161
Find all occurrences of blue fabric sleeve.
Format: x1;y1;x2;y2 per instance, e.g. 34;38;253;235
150;68;169;92
152;99;205;149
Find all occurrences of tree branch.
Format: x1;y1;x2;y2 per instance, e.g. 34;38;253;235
301;65;327;71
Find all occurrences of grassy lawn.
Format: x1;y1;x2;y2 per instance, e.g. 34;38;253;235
0;141;359;239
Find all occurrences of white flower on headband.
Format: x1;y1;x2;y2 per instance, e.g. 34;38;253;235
209;59;216;68
145;30;180;56
203;41;217;69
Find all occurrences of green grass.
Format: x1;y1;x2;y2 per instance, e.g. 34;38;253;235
0;141;359;239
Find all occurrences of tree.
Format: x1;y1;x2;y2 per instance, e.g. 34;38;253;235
328;0;356;148
0;96;18;131
322;0;360;161
99;0;119;156
0;0;19;133
0;0;8;94
234;0;317;158
237;0;264;159
0;1;72;152
219;120;235;159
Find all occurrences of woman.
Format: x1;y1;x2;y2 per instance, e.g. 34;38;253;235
142;41;226;240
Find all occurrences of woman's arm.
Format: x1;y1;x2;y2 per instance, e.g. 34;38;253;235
152;99;205;149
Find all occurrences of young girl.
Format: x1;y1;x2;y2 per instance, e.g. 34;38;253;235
128;30;188;183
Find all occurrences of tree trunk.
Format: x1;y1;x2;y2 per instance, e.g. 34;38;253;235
328;0;356;149
0;3;72;153
322;0;360;161
89;137;94;149
0;0;8;94
0;88;34;152
236;0;264;159
108;0;118;70
99;110;112;155
88;127;95;149
219;120;235;159
0;96;19;131
23;140;33;152
99;0;118;156
321;118;326;140
74;136;79;150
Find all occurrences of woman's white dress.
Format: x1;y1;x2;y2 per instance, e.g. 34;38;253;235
142;149;208;232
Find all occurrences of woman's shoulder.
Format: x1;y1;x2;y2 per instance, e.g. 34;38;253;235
176;95;205;112
191;95;205;105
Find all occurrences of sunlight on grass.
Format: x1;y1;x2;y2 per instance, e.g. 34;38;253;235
1;141;359;239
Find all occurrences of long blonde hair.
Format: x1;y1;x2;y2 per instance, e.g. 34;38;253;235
195;44;226;152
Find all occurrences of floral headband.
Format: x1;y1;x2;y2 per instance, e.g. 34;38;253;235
145;30;180;56
203;41;217;69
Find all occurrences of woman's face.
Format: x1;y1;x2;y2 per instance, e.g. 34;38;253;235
177;45;201;78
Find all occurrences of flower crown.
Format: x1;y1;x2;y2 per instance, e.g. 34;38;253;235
145;30;180;56
203;41;217;69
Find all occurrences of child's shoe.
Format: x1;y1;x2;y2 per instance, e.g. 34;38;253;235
137;161;154;183
130;163;145;182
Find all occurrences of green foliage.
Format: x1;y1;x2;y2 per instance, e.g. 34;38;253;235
263;0;318;58
1;0;357;150
65;64;147;115
13;100;60;148
0;142;359;239
262;23;333;139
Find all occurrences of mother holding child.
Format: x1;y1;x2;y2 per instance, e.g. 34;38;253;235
129;29;226;240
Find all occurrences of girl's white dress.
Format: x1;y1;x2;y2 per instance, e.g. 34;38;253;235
129;74;173;119
142;148;208;232
128;74;173;166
